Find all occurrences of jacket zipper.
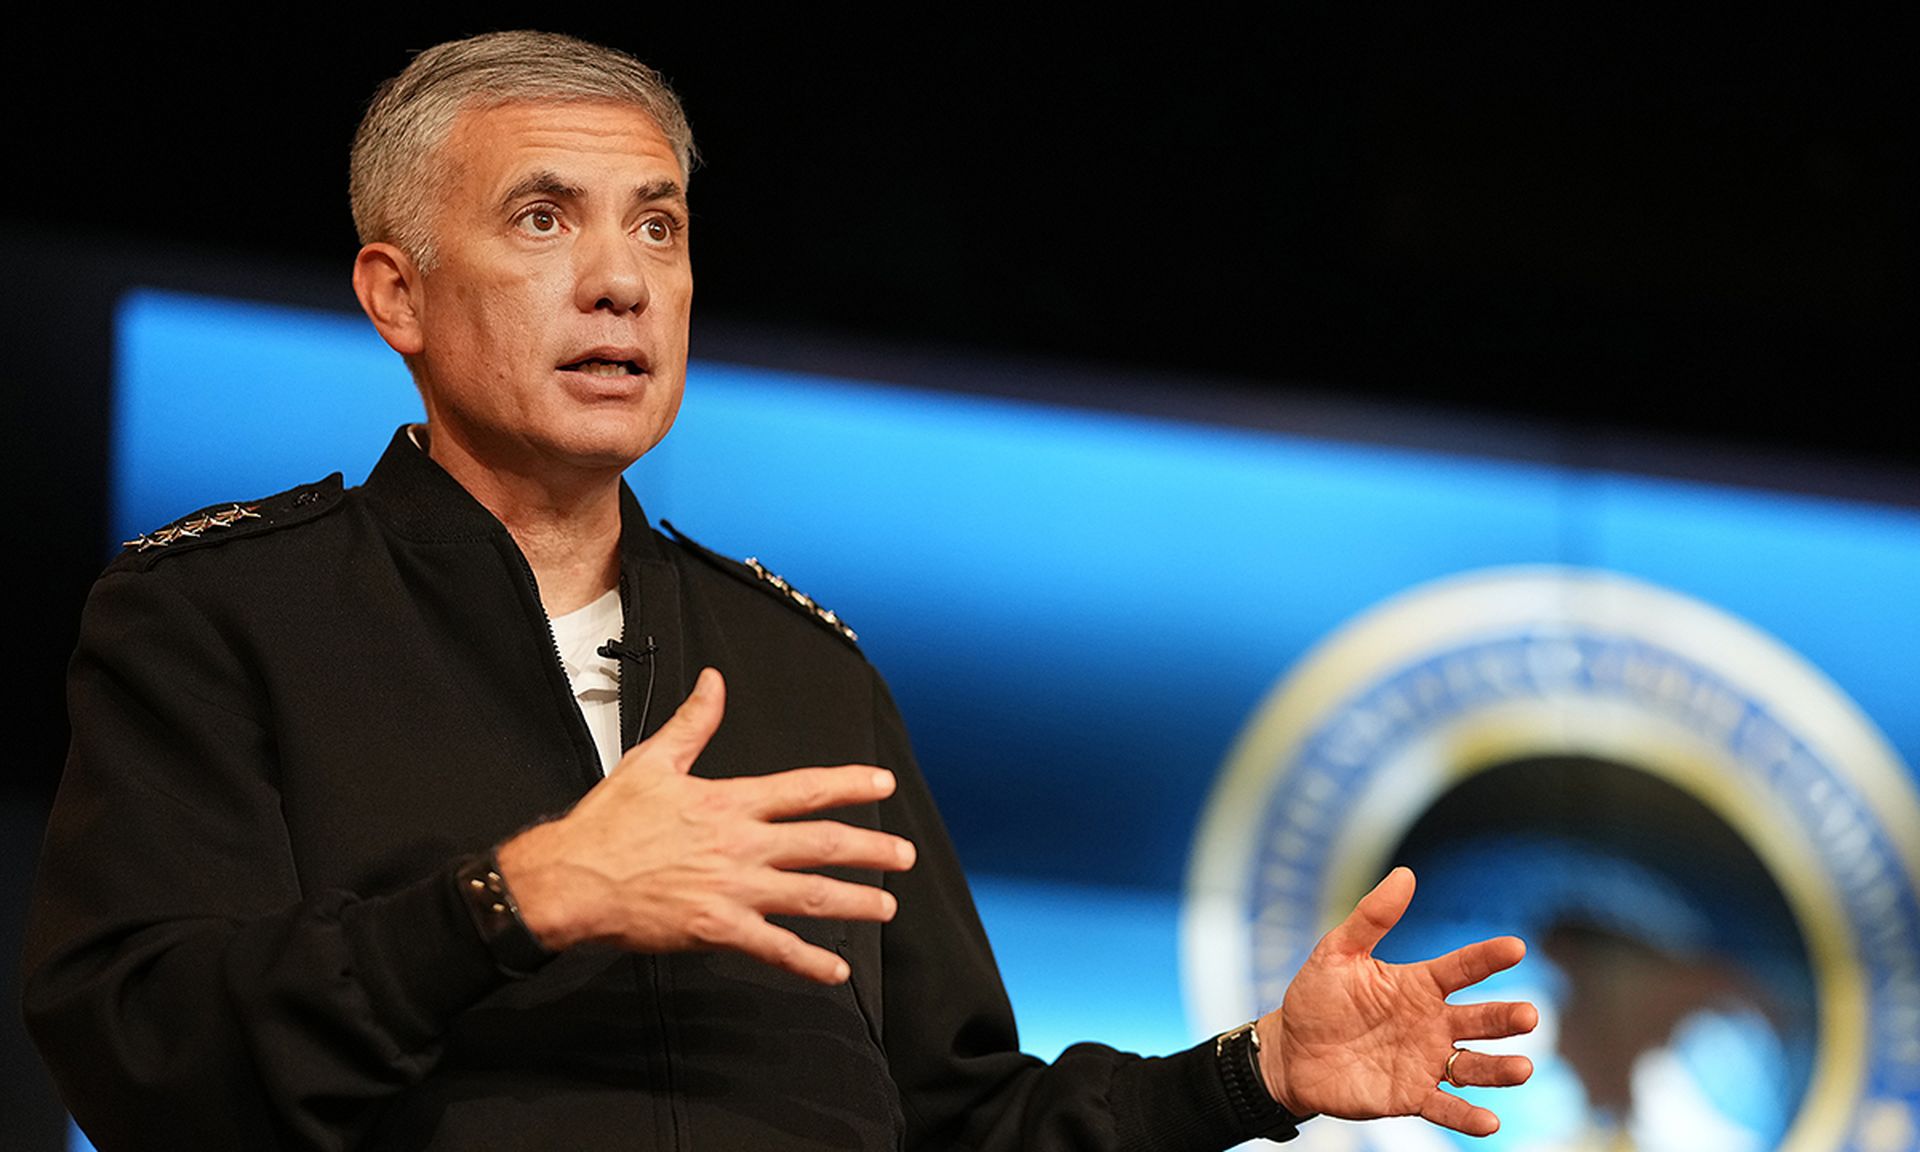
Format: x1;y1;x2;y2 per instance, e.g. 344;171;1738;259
518;545;682;1147
506;544;604;789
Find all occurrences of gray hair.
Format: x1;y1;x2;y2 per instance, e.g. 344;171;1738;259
349;30;697;269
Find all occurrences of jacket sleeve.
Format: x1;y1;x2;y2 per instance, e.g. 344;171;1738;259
869;675;1301;1152
21;568;510;1152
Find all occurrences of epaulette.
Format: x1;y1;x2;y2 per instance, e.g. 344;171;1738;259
112;474;346;570
660;520;861;650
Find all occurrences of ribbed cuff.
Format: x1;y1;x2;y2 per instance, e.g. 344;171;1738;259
1111;1038;1304;1152
335;863;518;1052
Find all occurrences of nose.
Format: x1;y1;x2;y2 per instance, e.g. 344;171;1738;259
572;225;651;315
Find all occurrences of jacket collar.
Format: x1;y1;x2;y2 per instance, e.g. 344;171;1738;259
361;425;666;565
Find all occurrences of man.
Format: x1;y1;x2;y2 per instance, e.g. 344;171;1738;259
25;30;1536;1151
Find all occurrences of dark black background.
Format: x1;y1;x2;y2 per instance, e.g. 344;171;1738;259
12;11;1915;456
3;12;1913;1144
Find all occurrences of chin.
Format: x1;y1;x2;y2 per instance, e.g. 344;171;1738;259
546;423;670;473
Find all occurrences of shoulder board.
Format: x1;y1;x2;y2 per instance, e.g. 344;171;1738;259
660;519;862;650
112;474;346;571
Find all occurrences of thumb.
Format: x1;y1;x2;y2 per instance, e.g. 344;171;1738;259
640;666;726;773
1322;865;1415;957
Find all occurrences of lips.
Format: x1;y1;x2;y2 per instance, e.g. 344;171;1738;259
558;347;649;377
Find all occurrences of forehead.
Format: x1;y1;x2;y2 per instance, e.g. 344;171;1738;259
436;99;684;191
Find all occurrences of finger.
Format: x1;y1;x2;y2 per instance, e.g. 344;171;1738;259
1322;865;1415;956
632;667;725;773
1428;935;1527;995
764;821;917;872
1442;1049;1534;1089
1448;999;1539;1041
758;870;900;923
1419;1089;1500;1138
709;910;852;985
739;764;899;820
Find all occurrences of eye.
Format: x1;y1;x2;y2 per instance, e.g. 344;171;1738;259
638;215;679;247
515;206;563;236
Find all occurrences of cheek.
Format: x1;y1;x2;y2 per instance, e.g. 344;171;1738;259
658;277;694;354
444;260;553;331
458;291;552;376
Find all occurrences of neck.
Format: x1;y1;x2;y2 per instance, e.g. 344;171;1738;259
419;424;622;616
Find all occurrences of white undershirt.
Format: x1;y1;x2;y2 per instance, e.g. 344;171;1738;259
549;587;624;775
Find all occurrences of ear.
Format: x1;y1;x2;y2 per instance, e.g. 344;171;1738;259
352;242;426;357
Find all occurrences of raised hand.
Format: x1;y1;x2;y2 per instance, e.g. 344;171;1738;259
1256;867;1537;1137
495;667;917;984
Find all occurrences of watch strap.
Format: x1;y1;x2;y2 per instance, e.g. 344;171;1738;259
1214;1022;1310;1141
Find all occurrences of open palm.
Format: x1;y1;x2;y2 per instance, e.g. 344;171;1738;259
1256;868;1538;1137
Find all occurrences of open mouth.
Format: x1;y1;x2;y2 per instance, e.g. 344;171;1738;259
559;357;642;377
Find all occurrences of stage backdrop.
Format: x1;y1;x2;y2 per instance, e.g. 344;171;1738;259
91;288;1920;1152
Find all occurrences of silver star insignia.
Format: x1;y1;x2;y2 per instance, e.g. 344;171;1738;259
744;557;858;643
121;501;265;552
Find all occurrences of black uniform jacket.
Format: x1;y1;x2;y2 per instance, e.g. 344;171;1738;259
25;429;1287;1151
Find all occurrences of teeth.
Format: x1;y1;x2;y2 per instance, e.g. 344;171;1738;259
567;359;634;377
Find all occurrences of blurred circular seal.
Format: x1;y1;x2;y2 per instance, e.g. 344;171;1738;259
1184;567;1920;1151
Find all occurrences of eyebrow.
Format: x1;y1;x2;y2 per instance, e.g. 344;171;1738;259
499;170;583;208
498;170;687;213
628;177;689;214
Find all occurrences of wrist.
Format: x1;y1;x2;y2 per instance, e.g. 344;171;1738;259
496;820;605;951
1252;1011;1298;1115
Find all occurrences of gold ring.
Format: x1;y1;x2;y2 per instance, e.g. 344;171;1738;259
1443;1048;1466;1088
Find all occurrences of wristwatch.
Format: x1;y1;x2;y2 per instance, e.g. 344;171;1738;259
1215;1021;1310;1141
454;854;557;977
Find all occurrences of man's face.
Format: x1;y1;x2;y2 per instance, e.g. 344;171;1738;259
409;99;692;478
